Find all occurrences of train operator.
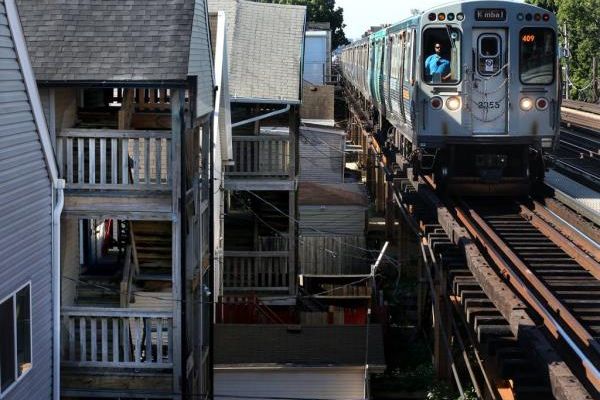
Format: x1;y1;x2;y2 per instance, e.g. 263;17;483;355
425;42;451;82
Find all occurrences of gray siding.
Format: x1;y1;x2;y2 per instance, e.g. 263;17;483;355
0;1;53;399
299;205;365;236
215;369;366;400
189;0;215;118
299;128;344;183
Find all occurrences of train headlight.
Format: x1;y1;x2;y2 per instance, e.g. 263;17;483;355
536;97;548;110
520;97;534;111
430;97;443;110
446;96;461;111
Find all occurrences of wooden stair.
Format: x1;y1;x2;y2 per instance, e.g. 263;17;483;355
75;275;121;307
131;221;172;287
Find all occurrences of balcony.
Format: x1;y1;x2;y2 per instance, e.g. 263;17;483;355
60;307;175;397
223;251;290;293
56;129;174;219
224;134;295;191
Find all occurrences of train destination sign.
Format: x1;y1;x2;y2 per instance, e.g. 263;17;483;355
475;8;506;21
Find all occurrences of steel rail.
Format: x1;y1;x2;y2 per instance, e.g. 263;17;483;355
453;201;600;393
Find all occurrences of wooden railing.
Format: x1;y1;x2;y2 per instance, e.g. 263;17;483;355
109;88;190;112
226;135;290;177
119;226;140;307
61;307;173;369
56;129;172;191
223;251;289;291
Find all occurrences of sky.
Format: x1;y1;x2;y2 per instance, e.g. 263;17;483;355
336;0;450;40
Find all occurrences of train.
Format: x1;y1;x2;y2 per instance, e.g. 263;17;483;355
340;1;560;194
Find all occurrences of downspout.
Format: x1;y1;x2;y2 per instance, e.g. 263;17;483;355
5;2;65;398
51;180;65;400
231;104;291;128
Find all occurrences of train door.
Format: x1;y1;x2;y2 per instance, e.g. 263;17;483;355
471;29;508;134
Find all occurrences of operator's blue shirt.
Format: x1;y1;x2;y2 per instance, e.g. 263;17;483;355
425;54;450;80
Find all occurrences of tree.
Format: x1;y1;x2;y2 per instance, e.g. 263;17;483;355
255;0;350;48
527;0;600;101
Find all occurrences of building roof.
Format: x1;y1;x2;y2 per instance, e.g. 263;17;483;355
16;0;202;82
215;324;385;368
208;0;306;103
299;182;368;207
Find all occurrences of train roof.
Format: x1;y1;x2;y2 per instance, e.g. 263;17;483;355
351;0;557;45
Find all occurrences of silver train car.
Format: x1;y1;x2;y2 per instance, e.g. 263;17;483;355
340;1;560;194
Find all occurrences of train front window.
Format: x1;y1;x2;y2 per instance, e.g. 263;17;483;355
520;28;556;84
423;27;461;84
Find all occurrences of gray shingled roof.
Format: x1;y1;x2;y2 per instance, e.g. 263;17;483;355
208;0;306;103
16;0;197;82
215;324;385;367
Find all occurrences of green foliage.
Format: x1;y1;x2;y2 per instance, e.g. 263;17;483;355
527;0;600;101
254;0;350;48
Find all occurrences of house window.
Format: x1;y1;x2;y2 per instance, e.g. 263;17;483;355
0;283;32;396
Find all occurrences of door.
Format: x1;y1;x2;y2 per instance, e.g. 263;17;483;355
471;29;508;134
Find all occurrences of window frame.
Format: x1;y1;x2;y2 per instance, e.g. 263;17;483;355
519;27;556;85
421;26;463;86
0;282;33;398
477;33;503;76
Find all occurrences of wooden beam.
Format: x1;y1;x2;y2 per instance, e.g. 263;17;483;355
170;88;184;398
118;89;135;130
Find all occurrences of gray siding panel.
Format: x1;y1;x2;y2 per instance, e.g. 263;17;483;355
189;0;215;117
215;369;366;400
299;206;365;236
299;129;344;183
0;1;53;398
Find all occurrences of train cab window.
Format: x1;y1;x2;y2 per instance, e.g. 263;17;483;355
520;28;556;84
423;27;461;84
478;34;502;75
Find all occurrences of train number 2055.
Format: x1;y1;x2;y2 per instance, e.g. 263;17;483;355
477;101;501;109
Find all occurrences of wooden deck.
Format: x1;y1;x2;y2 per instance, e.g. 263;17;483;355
62;192;172;220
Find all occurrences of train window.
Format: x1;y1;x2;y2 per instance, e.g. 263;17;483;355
403;31;412;83
423;27;461;84
520;28;556;85
478;34;502;75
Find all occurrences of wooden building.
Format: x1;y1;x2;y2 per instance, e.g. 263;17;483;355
0;1;60;397
208;0;306;307
16;0;223;398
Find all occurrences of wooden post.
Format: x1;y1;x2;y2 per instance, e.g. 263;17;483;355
288;105;299;295
564;23;570;100
118;89;135;130
170;88;184;398
593;57;598;103
433;262;451;380
385;181;395;240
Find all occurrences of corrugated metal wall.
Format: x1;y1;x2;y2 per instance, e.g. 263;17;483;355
189;0;214;118
299;130;344;183
0;1;54;398
215;369;366;400
299;235;369;275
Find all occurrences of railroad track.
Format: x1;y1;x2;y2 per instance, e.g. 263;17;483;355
553;106;600;188
453;198;600;395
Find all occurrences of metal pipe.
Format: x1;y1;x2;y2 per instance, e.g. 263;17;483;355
231;104;291;128
51;180;65;400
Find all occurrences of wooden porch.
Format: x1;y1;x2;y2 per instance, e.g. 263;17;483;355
56;128;175;219
223;251;292;293
224;134;296;191
60;307;176;398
